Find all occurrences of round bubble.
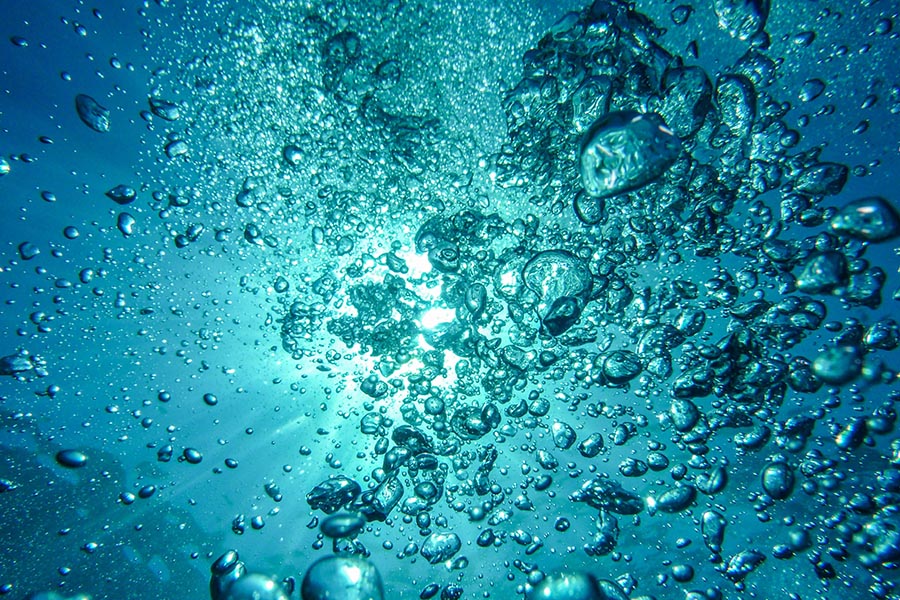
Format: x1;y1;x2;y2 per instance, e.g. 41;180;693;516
301;556;384;600
527;572;606;600
320;513;366;539
221;573;290;600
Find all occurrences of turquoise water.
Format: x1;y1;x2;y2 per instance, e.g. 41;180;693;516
1;1;899;599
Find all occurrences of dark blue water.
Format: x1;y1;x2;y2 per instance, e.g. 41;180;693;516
1;1;899;599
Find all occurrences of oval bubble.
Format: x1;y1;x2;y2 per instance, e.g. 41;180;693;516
55;449;88;468
301;556;384;600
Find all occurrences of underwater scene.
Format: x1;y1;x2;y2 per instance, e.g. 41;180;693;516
1;0;899;599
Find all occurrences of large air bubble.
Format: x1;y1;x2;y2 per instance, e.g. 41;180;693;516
578;111;681;199
521;250;593;336
300;556;384;600
526;572;606;600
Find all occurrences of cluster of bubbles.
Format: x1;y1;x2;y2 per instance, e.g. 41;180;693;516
210;547;384;600
272;0;900;598
6;0;900;598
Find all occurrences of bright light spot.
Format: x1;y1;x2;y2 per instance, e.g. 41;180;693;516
343;564;362;585
401;250;433;279
420;307;456;330
334;303;358;318
499;270;518;293
416;281;443;302
399;249;445;301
